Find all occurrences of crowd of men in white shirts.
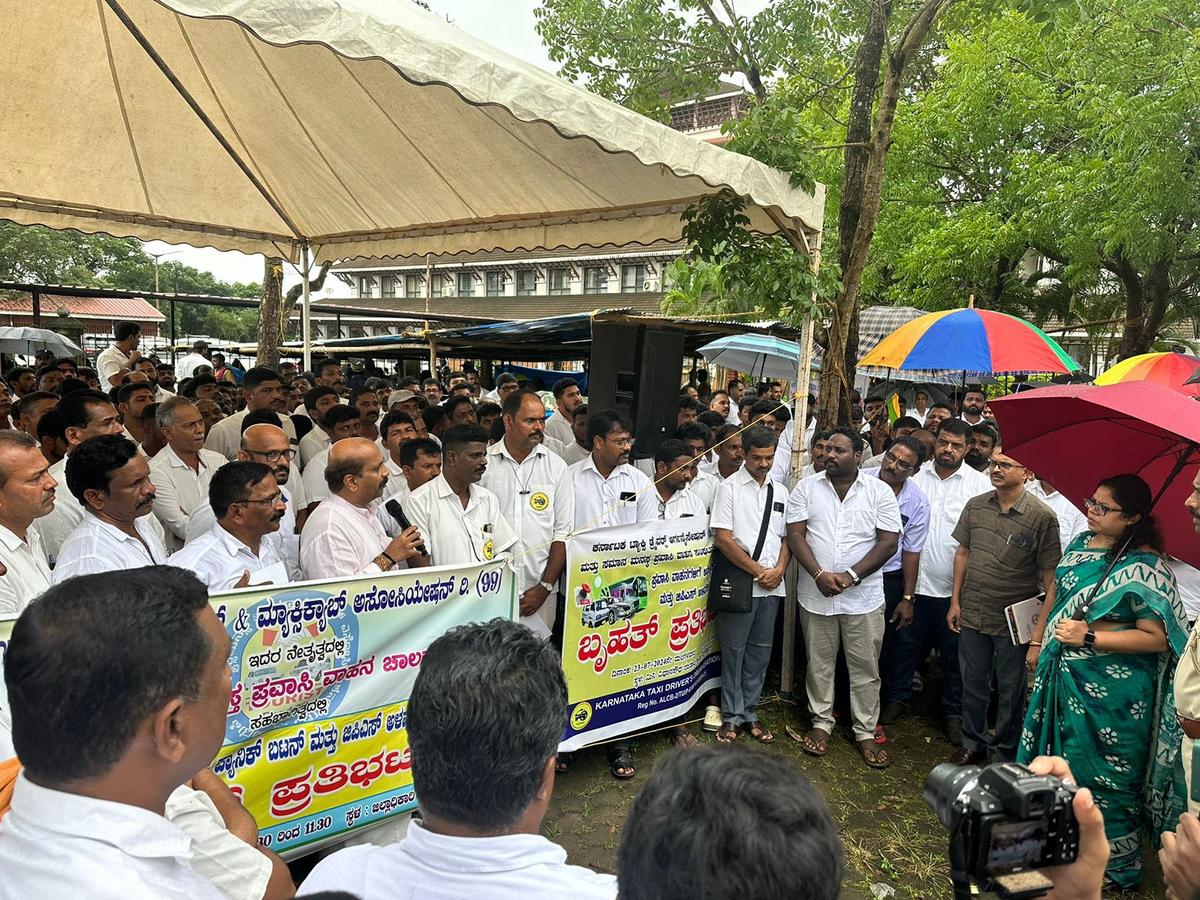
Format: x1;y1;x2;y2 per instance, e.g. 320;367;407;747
1;323;1199;899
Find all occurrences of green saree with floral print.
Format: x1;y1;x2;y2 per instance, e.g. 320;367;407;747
1018;534;1189;887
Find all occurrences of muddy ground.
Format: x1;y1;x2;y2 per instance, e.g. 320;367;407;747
544;666;1166;899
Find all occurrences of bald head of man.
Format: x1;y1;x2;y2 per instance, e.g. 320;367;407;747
325;437;390;507
237;423;293;487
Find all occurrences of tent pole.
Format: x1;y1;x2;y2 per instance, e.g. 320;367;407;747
425;255;437;374
781;242;821;702
301;242;312;373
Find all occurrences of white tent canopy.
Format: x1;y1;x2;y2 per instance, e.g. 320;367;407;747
1;0;824;266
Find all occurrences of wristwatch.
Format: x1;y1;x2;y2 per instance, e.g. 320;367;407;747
1083;629;1096;647
538;580;557;594
901;594;914;603
845;566;862;587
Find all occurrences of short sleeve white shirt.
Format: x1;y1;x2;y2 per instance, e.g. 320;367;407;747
569;455;659;530
0;523;52;617
710;467;788;597
786;470;902;615
96;343;132;386
298;427;331;469
656;487;708;521
689;470;720;512
297;818;617;900
0;774;223;900
480;441;573;636
204;409;297;461
31;456;79;565
148;446;227;551
52;513;169;583
185;483;302;581
911;463;992;597
302;446;332;506
163;786;272;900
406;474;517;567
544;411;574;449
168;523;284;592
300;493;391;580
1027;481;1088;548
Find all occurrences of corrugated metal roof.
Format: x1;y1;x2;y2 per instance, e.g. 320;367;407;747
0;293;165;322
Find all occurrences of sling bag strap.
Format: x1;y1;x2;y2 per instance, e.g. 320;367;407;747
750;482;775;562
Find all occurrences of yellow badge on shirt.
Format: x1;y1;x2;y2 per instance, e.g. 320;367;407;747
483;538;495;561
529;491;550;512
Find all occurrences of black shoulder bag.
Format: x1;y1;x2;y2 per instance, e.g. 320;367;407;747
709;483;775;614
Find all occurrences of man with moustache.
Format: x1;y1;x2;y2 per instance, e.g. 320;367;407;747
545;378;584;449
786;428;900;768
169;462;287;591
0;431;56;616
965;423;999;473
960;387;988;426
1176;471;1200;814
53;435;168;581
204;368;297;460
149;397;227;552
300;437;425;580
481;391;572;639
924;402;954;434
408;425;516;567
882;419;989;738
703;424;745;480
947;447;1060;764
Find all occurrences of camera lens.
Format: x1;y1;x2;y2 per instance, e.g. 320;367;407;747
924;763;981;828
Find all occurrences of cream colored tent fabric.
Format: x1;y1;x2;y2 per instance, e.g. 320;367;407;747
0;0;824;264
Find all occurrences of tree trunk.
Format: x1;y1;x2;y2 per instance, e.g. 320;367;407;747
257;257;285;370
818;0;953;429
1113;255;1171;359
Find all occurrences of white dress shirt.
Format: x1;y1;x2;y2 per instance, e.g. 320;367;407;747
185;479;303;581
1027;481;1088;548
786;471;902;615
163;786;272;900
0;773;223;900
376;455;410;537
1169;558;1200;623
406;474;517;567
52;513;168;583
300;492;391;580
154;385;175;403
710;467;788;598
480;441;573;637
911;463;992;597
656;486;708;521
302;445;333;506
544;410;574;449
297;818;617;900
0;523;52;616
95;343;132;386
174;351;211;381
204;409;297;461
168;523;284;592
689;469;720;512
298;427;331;469
31;456;79;564
557;440;590;466
569;455;659;530
149;446;227;551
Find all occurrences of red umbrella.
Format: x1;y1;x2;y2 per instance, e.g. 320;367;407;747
989;381;1200;568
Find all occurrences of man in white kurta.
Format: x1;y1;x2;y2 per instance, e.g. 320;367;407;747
203;368;297;460
0;432;56;616
480;392;573;639
149;397;227;552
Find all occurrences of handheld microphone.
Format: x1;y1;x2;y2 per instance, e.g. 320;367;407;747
385;498;427;555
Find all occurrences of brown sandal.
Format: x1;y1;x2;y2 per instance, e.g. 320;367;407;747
745;723;775;744
794;727;829;757
715;723;739;743
857;739;890;769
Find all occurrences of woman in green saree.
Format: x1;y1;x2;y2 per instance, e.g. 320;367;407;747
1020;474;1190;888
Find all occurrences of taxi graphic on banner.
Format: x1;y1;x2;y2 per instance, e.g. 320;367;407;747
559;519;719;752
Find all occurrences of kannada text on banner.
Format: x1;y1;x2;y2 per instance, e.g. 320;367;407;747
559;519;719;752
210;559;514;856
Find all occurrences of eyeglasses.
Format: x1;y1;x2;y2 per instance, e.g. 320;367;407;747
245;448;296;463
237;491;283;507
607;436;635;448
987;460;1022;472
882;451;915;472
1083;496;1124;516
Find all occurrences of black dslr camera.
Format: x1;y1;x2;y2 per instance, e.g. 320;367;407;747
925;762;1080;899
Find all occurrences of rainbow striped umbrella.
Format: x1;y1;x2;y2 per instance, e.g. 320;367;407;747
857;307;1081;374
1095;351;1200;397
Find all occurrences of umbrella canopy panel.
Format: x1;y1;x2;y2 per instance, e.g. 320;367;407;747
0;326;83;356
990;382;1200;567
0;0;824;263
697;334;801;382
1095;351;1200;397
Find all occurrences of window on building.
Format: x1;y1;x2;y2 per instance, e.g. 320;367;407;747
380;275;396;298
621;264;646;293
404;273;423;297
486;272;505;296
457;272;474;297
358;275;375;298
584;266;608;293
548;268;571;295
431;274;444;298
516;269;538;296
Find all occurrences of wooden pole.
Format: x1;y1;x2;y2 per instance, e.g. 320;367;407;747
425;255;437;374
780;242;822;702
301;242;312;373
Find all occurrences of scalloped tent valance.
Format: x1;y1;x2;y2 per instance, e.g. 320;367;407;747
0;0;824;265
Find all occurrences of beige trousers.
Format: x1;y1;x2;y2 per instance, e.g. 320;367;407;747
800;604;885;742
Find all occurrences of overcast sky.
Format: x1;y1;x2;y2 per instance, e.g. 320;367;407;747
144;0;766;294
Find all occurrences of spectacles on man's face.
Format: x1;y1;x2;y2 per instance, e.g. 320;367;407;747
238;491;283;508
987;460;1022;473
1084;496;1124;516
882;451;915;472
245;448;296;463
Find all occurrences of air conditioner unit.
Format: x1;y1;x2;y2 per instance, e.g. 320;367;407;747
644;278;660;292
